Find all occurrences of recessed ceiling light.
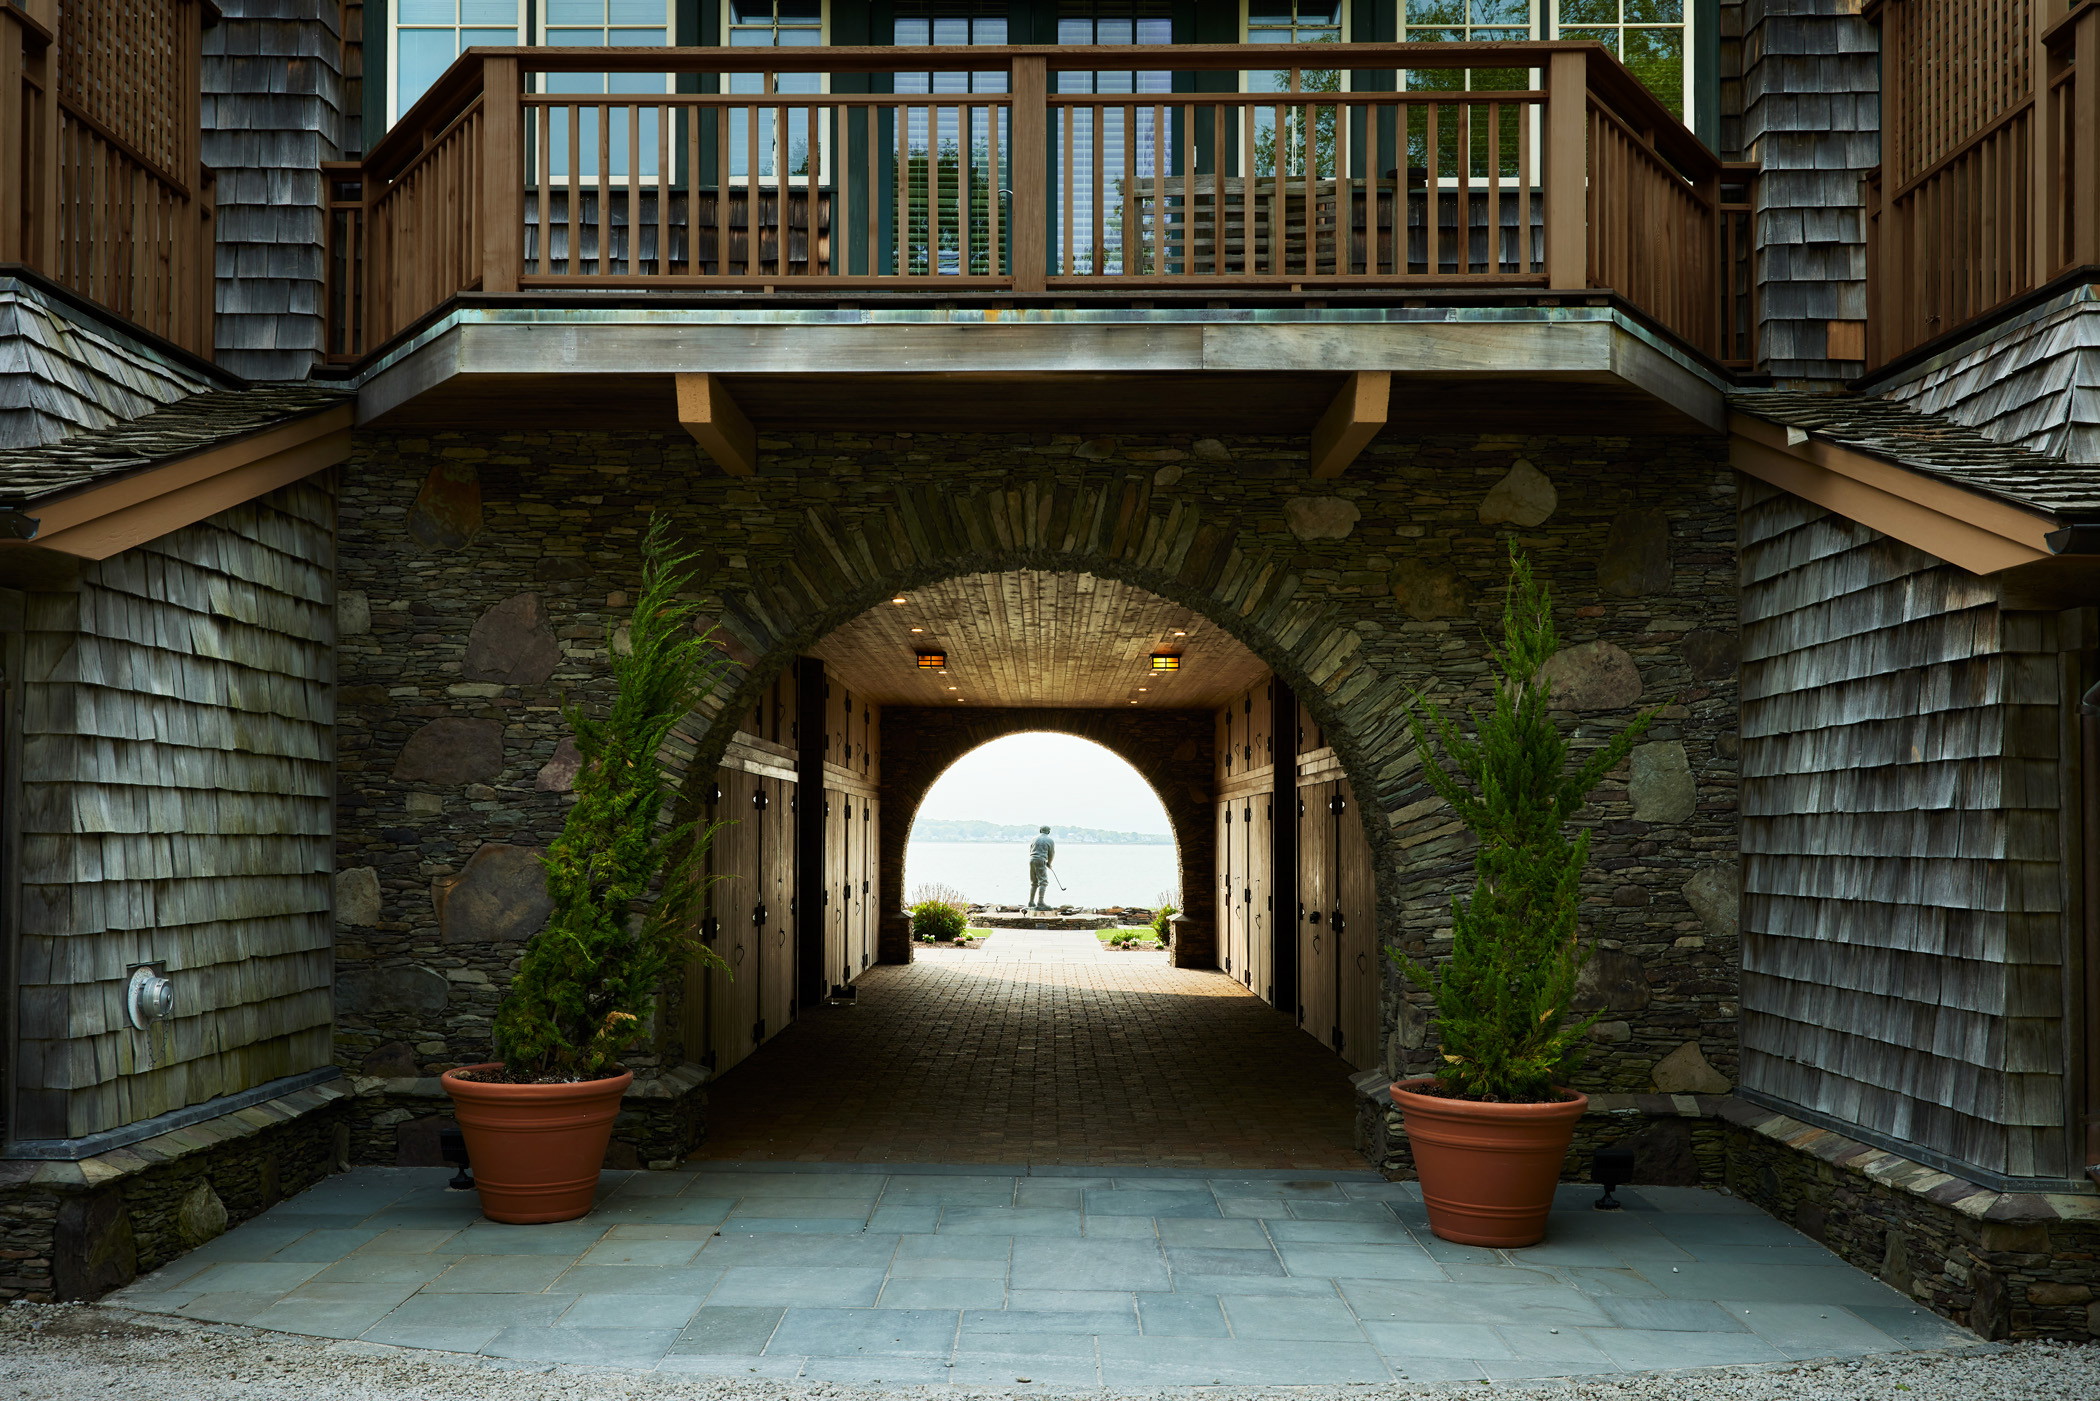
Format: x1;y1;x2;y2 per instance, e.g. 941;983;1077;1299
1138;687;1148;692
891;596;909;605
910;627;924;633
1172;629;1187;636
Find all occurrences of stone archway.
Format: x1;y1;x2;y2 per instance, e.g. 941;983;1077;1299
874;707;1218;966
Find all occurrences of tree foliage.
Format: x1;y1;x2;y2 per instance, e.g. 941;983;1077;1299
1390;549;1657;1103
491;517;730;1079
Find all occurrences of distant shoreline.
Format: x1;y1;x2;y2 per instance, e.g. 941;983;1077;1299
910;822;1173;847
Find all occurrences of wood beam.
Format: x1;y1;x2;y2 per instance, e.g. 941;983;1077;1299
676;373;757;476
1309;371;1390;478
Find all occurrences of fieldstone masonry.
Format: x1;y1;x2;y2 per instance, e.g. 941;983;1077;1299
331;425;1741;1162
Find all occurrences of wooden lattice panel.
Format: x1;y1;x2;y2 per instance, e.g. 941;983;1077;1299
58;0;197;177
810;570;1269;710
1884;0;2034;185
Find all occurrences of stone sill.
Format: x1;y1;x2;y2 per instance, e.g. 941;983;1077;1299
0;1081;350;1193
347;1063;709;1102
1721;1098;2100;1226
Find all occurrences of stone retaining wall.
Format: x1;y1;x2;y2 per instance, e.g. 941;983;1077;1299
1721;1100;2100;1343
342;1067;708;1172
0;1082;349;1302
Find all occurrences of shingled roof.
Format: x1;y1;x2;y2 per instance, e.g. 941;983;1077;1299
0;382;351;510
1729;388;2100;521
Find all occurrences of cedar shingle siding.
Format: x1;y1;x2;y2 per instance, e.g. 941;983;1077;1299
202;2;350;380
10;479;338;1141
1739;479;2075;1184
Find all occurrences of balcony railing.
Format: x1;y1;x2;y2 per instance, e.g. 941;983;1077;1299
0;0;216;360
1867;0;2100;366
326;42;1749;367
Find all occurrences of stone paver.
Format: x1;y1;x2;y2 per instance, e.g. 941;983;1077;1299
107;1165;1979;1384
697;934;1362;1168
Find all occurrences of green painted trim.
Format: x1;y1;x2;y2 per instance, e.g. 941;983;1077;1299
1694;0;1719;151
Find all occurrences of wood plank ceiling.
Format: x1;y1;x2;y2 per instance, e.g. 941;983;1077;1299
810;570;1269;709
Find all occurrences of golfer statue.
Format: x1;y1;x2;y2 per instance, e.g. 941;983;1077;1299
1027;826;1056;910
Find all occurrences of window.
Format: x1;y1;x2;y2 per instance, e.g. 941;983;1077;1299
1056;0;1175;274
1243;2;1345;179
1555;0;1687;119
893;1;1011;274
1398;1;1692;120
724;0;829;179
392;0;522;124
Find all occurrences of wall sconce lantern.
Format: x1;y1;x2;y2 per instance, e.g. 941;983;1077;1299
1150;653;1181;672
915;650;947;668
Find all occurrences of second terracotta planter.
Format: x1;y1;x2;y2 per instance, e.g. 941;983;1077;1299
441;1064;632;1223
1390;1077;1587;1248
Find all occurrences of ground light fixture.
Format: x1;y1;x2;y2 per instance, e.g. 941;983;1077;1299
1150;653;1181;671
1591;1146;1636;1210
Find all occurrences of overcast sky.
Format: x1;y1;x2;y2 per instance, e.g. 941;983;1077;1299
912;732;1172;835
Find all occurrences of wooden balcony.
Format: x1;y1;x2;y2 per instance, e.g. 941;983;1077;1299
0;0;216;360
326;42;1752;369
1867;0;2100;367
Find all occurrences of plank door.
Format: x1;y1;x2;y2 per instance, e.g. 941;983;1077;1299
824;787;847;990
1217;803;1236;978
1297;780;1337;1045
1333;777;1380;1069
1250;791;1274;1005
711;770;762;1072
758;775;795;1041
858;796;878;973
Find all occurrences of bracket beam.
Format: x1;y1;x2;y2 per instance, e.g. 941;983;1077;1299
1309;371;1390;478
676;373;757;476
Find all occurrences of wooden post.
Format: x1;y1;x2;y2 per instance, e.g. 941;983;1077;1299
1009;55;1048;293
481;56;524;295
1543;49;1589;293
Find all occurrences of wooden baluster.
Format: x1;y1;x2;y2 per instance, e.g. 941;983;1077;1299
960;103;974;278
987;101;1002;276
1424;101;1439;278
568;102;583;277
1543;49;1587;292
483;56;523;294
1010;55;1047;291
658;104;672;277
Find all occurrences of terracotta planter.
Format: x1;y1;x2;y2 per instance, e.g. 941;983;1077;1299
441;1064;633;1224
1389;1077;1588;1248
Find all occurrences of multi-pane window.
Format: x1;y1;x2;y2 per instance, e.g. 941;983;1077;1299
1556;0;1687;119
1055;0;1175;273
392;0;522;123
724;0;829;179
1398;1;1689;118
1244;3;1344;179
893;1;1011;274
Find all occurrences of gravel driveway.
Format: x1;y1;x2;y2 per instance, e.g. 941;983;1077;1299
4;1302;2097;1401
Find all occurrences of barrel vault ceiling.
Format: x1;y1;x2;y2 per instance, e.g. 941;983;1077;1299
808;570;1270;709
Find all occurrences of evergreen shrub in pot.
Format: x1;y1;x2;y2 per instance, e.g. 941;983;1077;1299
1388;550;1655;1247
443;520;728;1223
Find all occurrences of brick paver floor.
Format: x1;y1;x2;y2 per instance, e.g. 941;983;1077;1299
694;931;1365;1169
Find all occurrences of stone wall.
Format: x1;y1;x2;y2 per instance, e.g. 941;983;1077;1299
332;425;1741;1110
875;706;1218;968
1722;1100;2100;1343
0;1081;347;1303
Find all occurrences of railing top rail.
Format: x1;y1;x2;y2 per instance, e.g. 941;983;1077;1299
372;41;1704;179
2045;0;2100;47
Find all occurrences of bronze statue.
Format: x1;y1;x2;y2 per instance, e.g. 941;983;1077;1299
1027;826;1056;910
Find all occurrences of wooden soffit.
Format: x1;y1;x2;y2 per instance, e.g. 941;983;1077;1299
1729;412;2059;576
0;406;353;562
